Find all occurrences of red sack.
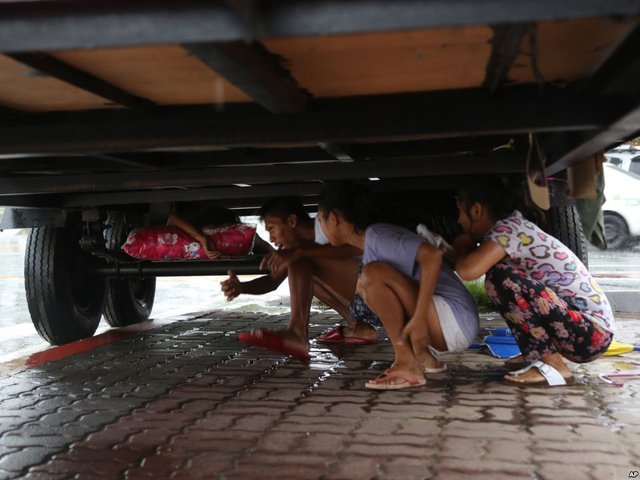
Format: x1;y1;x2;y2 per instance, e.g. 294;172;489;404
122;224;256;260
202;224;257;256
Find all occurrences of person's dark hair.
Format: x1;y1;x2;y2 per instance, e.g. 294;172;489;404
317;182;373;232
259;196;310;222
456;176;519;220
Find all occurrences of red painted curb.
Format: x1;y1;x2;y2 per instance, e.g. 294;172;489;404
26;330;136;367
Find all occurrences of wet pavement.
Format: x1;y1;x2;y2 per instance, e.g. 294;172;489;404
0;310;639;479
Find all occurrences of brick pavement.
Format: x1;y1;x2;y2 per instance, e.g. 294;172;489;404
0;310;639;479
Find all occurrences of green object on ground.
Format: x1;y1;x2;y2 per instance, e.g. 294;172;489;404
464;279;493;312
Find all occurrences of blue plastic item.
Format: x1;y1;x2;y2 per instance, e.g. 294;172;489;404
482;327;522;359
483;338;520;359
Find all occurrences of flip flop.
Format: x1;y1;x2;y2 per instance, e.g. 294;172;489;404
238;329;309;360
424;346;446;373
365;370;426;390
503;360;575;387
424;363;447;374
316;326;378;345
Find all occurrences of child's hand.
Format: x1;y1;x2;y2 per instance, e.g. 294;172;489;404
398;315;428;347
202;244;221;260
220;270;241;301
197;234;221;259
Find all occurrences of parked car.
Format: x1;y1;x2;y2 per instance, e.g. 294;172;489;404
603;163;640;249
605;145;640;175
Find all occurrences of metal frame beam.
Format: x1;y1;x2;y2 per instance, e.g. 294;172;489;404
1;172;519;211
0;95;615;155
483;24;529;92
184;41;308;114
0;148;335;174
546;27;640;174
0;1;638;53
6;52;156;111
0;176;488;209
0;153;525;196
185;41;353;161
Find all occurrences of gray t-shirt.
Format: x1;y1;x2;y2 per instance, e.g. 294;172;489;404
362;223;479;341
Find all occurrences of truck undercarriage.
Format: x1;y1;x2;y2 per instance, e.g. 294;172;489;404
1;1;639;344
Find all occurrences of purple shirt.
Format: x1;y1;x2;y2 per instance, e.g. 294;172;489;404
362;223;479;341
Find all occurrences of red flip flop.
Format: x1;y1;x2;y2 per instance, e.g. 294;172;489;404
238;329;310;360
316;326;378;345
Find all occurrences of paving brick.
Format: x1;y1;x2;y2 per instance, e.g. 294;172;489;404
369;405;443;419
173;452;236;478
435;471;530;480
528;407;598;418
485;406;520;422
440;437;531;463
573;424;623;442
83;425;140;447
535;463;594;480
443;421;527;440
325;456;382;480
274;421;356;434
224;463;323;480
528;415;604;427
379;457;434;480
0;433;69;449
290;402;330;416
38;410;84;427
442;405;484;420
0;447;57;472
527;424;577;441
434;458;534;477
327;402;369;417
232;413;280;431
346;443;437;458
354;417;398;435
395;418;440;437
125;452;187;477
254;431;309;453
532;448;630;466
18;471;71;480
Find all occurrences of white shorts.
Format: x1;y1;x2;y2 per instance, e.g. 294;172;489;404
433;295;473;353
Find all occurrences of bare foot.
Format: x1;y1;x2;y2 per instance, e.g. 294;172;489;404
246;328;309;355
504;354;528;371
344;322;377;341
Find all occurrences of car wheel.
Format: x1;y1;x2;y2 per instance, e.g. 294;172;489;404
604;213;630;250
545;205;589;268
103;213;156;327
25;225;106;345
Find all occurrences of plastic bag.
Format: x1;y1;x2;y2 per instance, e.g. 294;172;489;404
122;224;256;260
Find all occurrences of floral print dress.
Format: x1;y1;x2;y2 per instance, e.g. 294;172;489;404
483;211;615;363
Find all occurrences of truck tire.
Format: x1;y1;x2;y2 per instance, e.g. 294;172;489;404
603;212;630;250
25;226;106;345
545;205;589;268
103;213;155;327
